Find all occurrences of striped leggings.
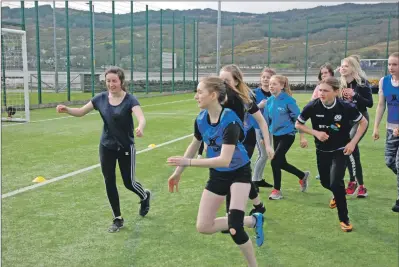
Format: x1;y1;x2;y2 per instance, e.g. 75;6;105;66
99;144;147;218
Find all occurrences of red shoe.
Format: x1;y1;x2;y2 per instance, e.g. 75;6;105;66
357;185;368;198
346;181;358;196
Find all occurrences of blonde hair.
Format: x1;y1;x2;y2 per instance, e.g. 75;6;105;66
200;76;227;104
340;57;367;89
221;64;253;104
349;54;361;63
390;52;399;58
270;75;292;96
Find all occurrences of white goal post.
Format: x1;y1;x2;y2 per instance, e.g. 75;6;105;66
1;28;30;122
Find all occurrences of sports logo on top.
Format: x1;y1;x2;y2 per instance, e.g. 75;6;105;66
334;115;342;121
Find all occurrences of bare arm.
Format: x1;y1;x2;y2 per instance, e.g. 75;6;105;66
173;137;202;175
132;105;146;131
60;101;94;117
190;144;235;168
252;110;272;148
295;121;315;136
373;78;386;131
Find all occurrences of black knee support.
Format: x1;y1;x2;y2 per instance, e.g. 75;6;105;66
228;209;249;245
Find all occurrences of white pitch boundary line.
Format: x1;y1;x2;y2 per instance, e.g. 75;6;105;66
2;99;193;127
1;133;193;199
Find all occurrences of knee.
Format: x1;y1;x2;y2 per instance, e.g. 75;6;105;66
228;209;249;245
196;221;212;234
271;158;280;168
320;180;330;190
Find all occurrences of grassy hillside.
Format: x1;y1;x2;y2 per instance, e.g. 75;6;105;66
1;3;398;70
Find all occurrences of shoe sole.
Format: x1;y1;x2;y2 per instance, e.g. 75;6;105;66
108;225;124;233
253;213;264;247
357;193;368;198
139;190;151;217
300;172;310;192
269;196;283;200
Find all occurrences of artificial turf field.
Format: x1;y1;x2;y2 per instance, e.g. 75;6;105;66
1;93;398;267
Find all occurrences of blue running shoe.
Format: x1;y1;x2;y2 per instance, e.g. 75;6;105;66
252;212;264;247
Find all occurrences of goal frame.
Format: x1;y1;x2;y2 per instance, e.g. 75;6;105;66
1;28;30;122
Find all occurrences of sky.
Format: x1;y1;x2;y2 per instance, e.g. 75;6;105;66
1;1;396;14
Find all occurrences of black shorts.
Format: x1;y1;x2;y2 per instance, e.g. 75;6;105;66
205;163;252;196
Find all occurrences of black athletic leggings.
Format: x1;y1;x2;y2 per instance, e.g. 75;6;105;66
317;149;349;222
225;127;258;213
346;111;369;185
99;144;147;218
271;134;305;190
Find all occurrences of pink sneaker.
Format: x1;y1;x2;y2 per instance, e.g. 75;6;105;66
346;181;358;196
357;185;368;198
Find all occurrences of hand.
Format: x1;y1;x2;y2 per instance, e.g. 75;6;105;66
167;156;190;167
314;130;329;142
372;129;380;140
393;128;399;137
342;88;355;100
300;137;308;148
135;127;144;137
265;145;274;160
258;99;267;109
343;141;356;155
56;105;68;113
168;172;181;193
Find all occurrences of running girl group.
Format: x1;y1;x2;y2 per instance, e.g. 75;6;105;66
56;52;399;267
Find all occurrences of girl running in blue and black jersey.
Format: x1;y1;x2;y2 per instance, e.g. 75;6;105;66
167;76;264;267
56;67;151;233
372;52;399;212
296;77;368;232
263;75;310;200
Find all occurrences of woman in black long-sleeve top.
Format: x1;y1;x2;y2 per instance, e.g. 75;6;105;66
340;56;373;198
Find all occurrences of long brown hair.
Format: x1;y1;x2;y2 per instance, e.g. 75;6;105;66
221;64;253;104
270;75;292;96
105;66;127;92
318;63;334;81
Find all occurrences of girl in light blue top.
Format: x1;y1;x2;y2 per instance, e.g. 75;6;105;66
263;75;310;200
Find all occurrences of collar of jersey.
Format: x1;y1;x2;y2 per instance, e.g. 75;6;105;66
207;107;225;126
321;97;337;109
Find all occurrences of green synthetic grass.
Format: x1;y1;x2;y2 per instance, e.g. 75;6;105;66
2;93;398;267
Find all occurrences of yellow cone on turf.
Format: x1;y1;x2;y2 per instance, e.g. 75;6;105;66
32;176;46;183
148;144;156;148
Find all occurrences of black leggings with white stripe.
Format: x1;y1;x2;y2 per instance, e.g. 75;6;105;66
99;144;147;218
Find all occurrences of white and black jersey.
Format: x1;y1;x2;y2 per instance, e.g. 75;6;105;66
297;98;363;152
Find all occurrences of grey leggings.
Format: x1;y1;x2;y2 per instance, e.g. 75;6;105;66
385;129;399;198
252;129;271;182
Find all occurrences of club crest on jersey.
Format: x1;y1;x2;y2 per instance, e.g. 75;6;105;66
334;115;342;122
208;136;221;152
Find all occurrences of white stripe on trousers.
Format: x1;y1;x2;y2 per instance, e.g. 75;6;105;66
130;144;147;199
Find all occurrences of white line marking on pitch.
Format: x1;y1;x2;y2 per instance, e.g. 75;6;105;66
2;134;193;199
2;99;193;127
